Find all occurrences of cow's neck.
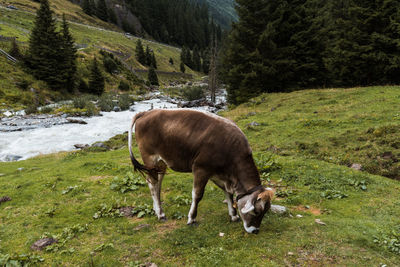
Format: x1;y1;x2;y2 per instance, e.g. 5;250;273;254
232;158;261;197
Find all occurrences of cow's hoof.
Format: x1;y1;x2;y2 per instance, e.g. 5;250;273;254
231;215;240;222
159;216;167;222
187;218;197;225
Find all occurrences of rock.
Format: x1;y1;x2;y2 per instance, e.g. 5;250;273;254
0;196;11;203
91;142;109;150
270;107;276;112
246;121;260;127
113;106;121;112
0;173;5;177
4;155;22;161
31;238;57;250
287;252;294;256
146;263;157;267
17;167;25;171
119;207;134;217
315;219;326;225
246;112;257;117
351;163;362;171
270;204;287;214
219;232;225;237
66;118;87;124
74;144;89;149
382;151;393;160
296;214;303;218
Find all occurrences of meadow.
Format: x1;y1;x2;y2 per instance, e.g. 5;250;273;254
1;86;399;266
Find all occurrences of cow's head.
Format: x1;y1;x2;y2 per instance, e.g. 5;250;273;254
237;187;274;234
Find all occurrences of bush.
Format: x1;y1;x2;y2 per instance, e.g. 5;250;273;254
77;78;89;93
118;80;130;91
98;95;114;112
104;57;119;74
40;106;53;114
0;89;4;98
182;86;205;101
73;97;88;109
118;93;133;110
16;79;31;90
25;105;38;115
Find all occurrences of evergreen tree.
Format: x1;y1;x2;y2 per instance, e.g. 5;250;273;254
135;39;146;65
108;8;117;24
88;58;105;95
151;52;157;69
180;62;185;73
82;0;92;16
201;48;210;74
169;57;174;65
25;0;63;89
192;45;201;71
96;0;108;21
145;45;152;66
59;14;77;92
148;67;159;86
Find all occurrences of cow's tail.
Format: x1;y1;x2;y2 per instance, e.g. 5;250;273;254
129;112;150;175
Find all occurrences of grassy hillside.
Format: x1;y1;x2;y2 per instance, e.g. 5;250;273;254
0;5;199;110
1;86;400;266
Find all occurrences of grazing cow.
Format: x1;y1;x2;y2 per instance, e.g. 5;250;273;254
128;109;273;234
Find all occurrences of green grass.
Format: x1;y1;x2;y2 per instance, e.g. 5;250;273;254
1;86;400;266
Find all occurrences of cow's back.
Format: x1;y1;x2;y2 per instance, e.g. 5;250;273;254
134;109;252;173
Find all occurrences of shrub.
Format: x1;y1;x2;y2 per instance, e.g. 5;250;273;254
40;106;53;114
98;95;114;112
118;80;130;91
73;97;88;109
118;94;133;110
25;105;38;115
16;79;31;90
182;86;205;101
104;57;118;74
77;78;89;93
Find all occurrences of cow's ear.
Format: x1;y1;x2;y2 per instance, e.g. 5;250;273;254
241;199;255;214
257;188;274;203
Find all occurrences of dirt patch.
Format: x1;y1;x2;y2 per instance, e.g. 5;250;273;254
87;175;111;181
293;205;321;215
156;220;179;235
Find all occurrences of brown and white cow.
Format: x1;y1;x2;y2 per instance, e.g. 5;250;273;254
128;109;273;234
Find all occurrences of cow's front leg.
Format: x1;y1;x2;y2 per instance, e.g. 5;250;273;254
147;172;166;221
187;168;209;225
225;191;240;222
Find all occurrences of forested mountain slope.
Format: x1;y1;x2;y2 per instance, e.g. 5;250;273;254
194;0;237;28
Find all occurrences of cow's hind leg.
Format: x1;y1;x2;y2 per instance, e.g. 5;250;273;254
187;167;209;225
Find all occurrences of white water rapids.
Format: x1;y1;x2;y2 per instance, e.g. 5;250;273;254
0;95;225;162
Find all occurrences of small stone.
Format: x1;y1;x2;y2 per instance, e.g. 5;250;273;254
113;106;121;112
288;252;294;256
248;121;260;127
296;214;303;218
119;207;134;217
350;163;362;171
31;238;57;250
66;118;87;124
17;167;25;171
270;204;287;214
74;144;89;149
315;219;326;225
0;196;12;203
219;232;225;237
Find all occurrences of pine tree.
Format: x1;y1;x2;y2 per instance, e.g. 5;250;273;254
192;45;201;71
82;0;92;16
151;52;157;69
148;67;159;86
59;14;77;92
96;0;108;21
169;58;174;65
135;39;146;65
88;58;105;95
25;0;63;89
180;62;185;73
108;8;117;24
145;45;151;66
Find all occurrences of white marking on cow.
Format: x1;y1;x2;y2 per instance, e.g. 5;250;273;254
243;222;259;234
187;189;196;224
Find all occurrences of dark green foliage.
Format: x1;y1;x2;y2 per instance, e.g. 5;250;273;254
25;2;76;91
169;57;174;65
182;86;205;101
110;172;146;193
222;0;400;104
201;48;210;74
88;58;105;95
81;0;93;16
135;39;146;65
95;0;108;21
108;8;117;24
77;78;89;93
151;52;157;69
148;67;159;86
118;80;130;91
9;39;22;59
145;45;152;66
180;46;193;68
127;0;221;49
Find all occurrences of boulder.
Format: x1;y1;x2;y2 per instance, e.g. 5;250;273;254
91;142;109;150
66;118;87;124
113;106;121;112
74;144;89;149
350;163;362;171
270;204;287;214
4;154;22;161
31;238;57;251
